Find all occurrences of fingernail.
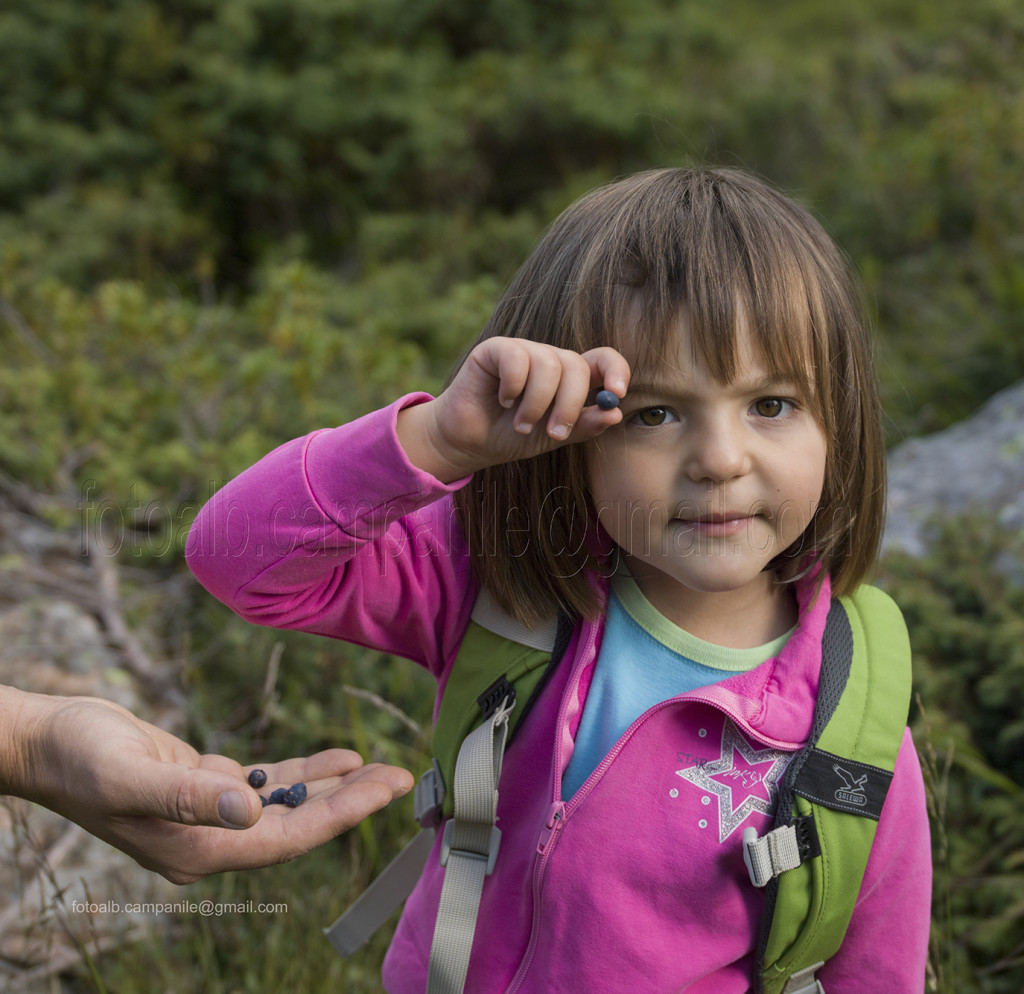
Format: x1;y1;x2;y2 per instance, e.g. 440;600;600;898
515;421;534;435
217;790;250;829
549;424;570;440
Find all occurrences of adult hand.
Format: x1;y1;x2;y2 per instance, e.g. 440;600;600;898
2;688;414;884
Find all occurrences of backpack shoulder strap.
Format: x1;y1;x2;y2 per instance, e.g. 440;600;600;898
430;587;567;819
422;592;572;994
750;585;912;994
323;589;571;964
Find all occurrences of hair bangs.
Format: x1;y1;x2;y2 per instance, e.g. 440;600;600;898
564;170;824;407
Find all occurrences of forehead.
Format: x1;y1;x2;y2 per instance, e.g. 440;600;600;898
608;293;816;393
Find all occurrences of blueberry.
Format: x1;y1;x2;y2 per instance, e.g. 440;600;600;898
268;787;290;805
595;390;620;411
248;768;268;789
282;783;307;807
260;795;269;807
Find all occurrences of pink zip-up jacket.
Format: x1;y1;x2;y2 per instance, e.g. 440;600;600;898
186;395;931;993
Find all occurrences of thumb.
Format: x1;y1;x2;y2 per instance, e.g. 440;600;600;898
143;765;262;830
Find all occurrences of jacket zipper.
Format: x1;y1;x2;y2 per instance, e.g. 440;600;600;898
502;617;602;994
504;801;565;994
571;692;799;808
682;690;798;752
502;629;799;992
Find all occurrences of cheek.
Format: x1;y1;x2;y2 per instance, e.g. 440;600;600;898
586;445;643;537
584;441;625;508
587;462;624;536
808;436;828;506
776;437;828;538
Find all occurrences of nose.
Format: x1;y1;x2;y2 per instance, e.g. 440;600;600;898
684;412;750;484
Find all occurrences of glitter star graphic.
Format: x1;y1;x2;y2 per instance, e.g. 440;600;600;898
676;721;791;842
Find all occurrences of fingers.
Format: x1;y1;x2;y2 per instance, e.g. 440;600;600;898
241;747;368;786
162;764;416;882
106;758;414;883
149;765;264;830
144;748;412;832
410;337;631;478
478;339;630;442
584;346;630;402
511;348;589;439
337;761;416;799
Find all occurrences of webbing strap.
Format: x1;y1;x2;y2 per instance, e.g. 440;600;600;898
781;962;826;994
743;825;803;888
427;696;513;994
322;763;448;956
322;827;437;956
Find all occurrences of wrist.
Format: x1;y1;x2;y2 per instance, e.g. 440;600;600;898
396;400;478;484
0;686;50;799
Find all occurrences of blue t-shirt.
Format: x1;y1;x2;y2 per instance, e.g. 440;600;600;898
561;575;792;798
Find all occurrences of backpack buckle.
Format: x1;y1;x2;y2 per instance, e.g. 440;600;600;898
414;760;446;829
440;819;502;876
743;816;820;887
781;961;826;993
743;825;803;887
477;676;516;719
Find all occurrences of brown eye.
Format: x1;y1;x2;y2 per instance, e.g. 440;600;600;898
637;407;670;426
754;398;787;418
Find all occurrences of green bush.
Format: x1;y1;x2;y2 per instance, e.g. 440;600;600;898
881;517;1024;994
3;0;1024;437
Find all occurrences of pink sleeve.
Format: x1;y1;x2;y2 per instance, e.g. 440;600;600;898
818;727;932;993
185;394;476;676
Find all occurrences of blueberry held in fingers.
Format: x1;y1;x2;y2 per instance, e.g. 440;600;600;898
595;390;620;411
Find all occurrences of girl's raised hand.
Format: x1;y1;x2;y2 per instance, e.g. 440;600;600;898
397;337;630;482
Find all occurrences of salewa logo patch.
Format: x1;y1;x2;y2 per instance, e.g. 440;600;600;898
833;764;869;808
675;720;790;843
792;747;894;821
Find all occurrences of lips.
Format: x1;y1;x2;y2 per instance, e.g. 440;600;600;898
671;506;767;538
676;515;753;537
683;512;753;523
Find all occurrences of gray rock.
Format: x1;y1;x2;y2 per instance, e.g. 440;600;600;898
0;499;179;988
884;380;1024;558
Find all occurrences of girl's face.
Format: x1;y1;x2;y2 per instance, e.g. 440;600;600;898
585;316;827;642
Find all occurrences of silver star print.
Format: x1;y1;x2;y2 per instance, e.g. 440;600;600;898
676;721;791;842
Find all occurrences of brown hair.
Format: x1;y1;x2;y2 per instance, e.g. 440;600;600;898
453;168;886;627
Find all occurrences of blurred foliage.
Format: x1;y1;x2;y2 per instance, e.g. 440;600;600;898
881;518;1024;994
2;0;1024;452
1;0;1022;991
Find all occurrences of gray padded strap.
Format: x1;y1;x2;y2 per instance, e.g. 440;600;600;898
322;827;437;956
471;585;558;651
426;696;513;994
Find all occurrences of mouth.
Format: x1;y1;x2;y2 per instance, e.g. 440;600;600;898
673;510;763;537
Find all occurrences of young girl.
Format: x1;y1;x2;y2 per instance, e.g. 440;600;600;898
187;168;931;993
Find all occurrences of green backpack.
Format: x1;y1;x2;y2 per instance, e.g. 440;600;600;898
326;584;911;994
